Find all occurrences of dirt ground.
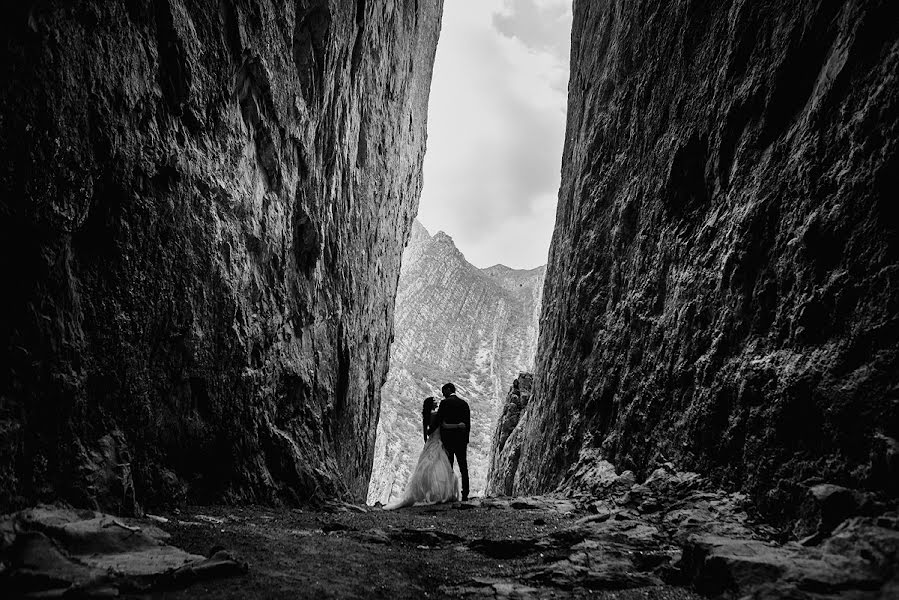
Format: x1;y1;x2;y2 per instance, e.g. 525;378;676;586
141;499;699;600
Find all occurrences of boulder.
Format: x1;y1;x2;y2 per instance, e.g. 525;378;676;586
0;506;246;597
793;484;862;540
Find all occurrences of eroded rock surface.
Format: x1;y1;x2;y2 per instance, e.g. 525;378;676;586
0;0;443;512
369;222;544;503
491;0;899;518
0;506;246;597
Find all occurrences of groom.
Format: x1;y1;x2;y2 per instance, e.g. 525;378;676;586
429;382;470;501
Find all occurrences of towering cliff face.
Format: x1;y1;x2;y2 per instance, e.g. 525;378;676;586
0;0;443;512
368;221;544;504
490;0;899;517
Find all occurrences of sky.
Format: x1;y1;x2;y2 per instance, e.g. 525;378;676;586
416;0;572;270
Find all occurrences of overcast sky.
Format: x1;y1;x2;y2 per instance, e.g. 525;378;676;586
416;0;572;270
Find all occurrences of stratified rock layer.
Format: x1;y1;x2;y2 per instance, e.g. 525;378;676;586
368;222;544;504
491;0;899;518
0;0;442;511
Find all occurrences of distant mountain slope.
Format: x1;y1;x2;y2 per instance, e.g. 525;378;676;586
368;221;545;503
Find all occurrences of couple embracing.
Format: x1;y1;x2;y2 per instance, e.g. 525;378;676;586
385;383;470;509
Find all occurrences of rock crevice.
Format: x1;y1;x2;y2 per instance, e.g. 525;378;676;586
368;222;544;504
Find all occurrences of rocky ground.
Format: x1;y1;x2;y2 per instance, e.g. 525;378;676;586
5;466;896;599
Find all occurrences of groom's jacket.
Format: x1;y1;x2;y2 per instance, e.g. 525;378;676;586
431;394;470;445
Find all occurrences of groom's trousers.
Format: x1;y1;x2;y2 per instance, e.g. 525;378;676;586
442;437;469;498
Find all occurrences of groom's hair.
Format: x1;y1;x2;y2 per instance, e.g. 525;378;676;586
441;383;456;397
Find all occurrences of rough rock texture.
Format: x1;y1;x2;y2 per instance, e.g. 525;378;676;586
486;373;533;497
368;222;544;504
490;0;899;520
0;506;246;596
544;465;899;599
0;0;443;512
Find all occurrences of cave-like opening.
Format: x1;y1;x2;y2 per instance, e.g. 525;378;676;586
4;0;898;597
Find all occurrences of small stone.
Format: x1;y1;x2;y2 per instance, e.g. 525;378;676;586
793;484;861;539
358;529;391;545
575;511;611;526
321;522;354;533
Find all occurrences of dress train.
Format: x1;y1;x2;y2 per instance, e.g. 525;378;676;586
385;428;459;509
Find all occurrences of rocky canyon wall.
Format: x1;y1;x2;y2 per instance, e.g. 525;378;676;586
0;0;443;512
368;221;544;504
485;373;532;497
489;0;899;519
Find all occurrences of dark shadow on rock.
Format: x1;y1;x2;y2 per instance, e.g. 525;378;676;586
467;537;543;559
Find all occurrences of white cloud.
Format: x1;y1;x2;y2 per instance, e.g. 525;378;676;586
416;0;571;269
493;0;572;62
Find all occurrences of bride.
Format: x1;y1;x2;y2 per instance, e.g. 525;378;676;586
385;396;459;509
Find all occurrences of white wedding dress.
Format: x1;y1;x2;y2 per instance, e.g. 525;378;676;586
385;427;459;509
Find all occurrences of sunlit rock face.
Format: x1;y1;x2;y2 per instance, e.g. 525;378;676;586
0;0;443;512
368;222;544;504
490;0;899;518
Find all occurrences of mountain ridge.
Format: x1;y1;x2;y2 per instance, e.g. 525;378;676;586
416;222;548;273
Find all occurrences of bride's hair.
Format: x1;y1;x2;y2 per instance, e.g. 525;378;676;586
422;396;436;417
422;396;436;441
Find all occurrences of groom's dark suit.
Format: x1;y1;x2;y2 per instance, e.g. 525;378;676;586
430;393;470;499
